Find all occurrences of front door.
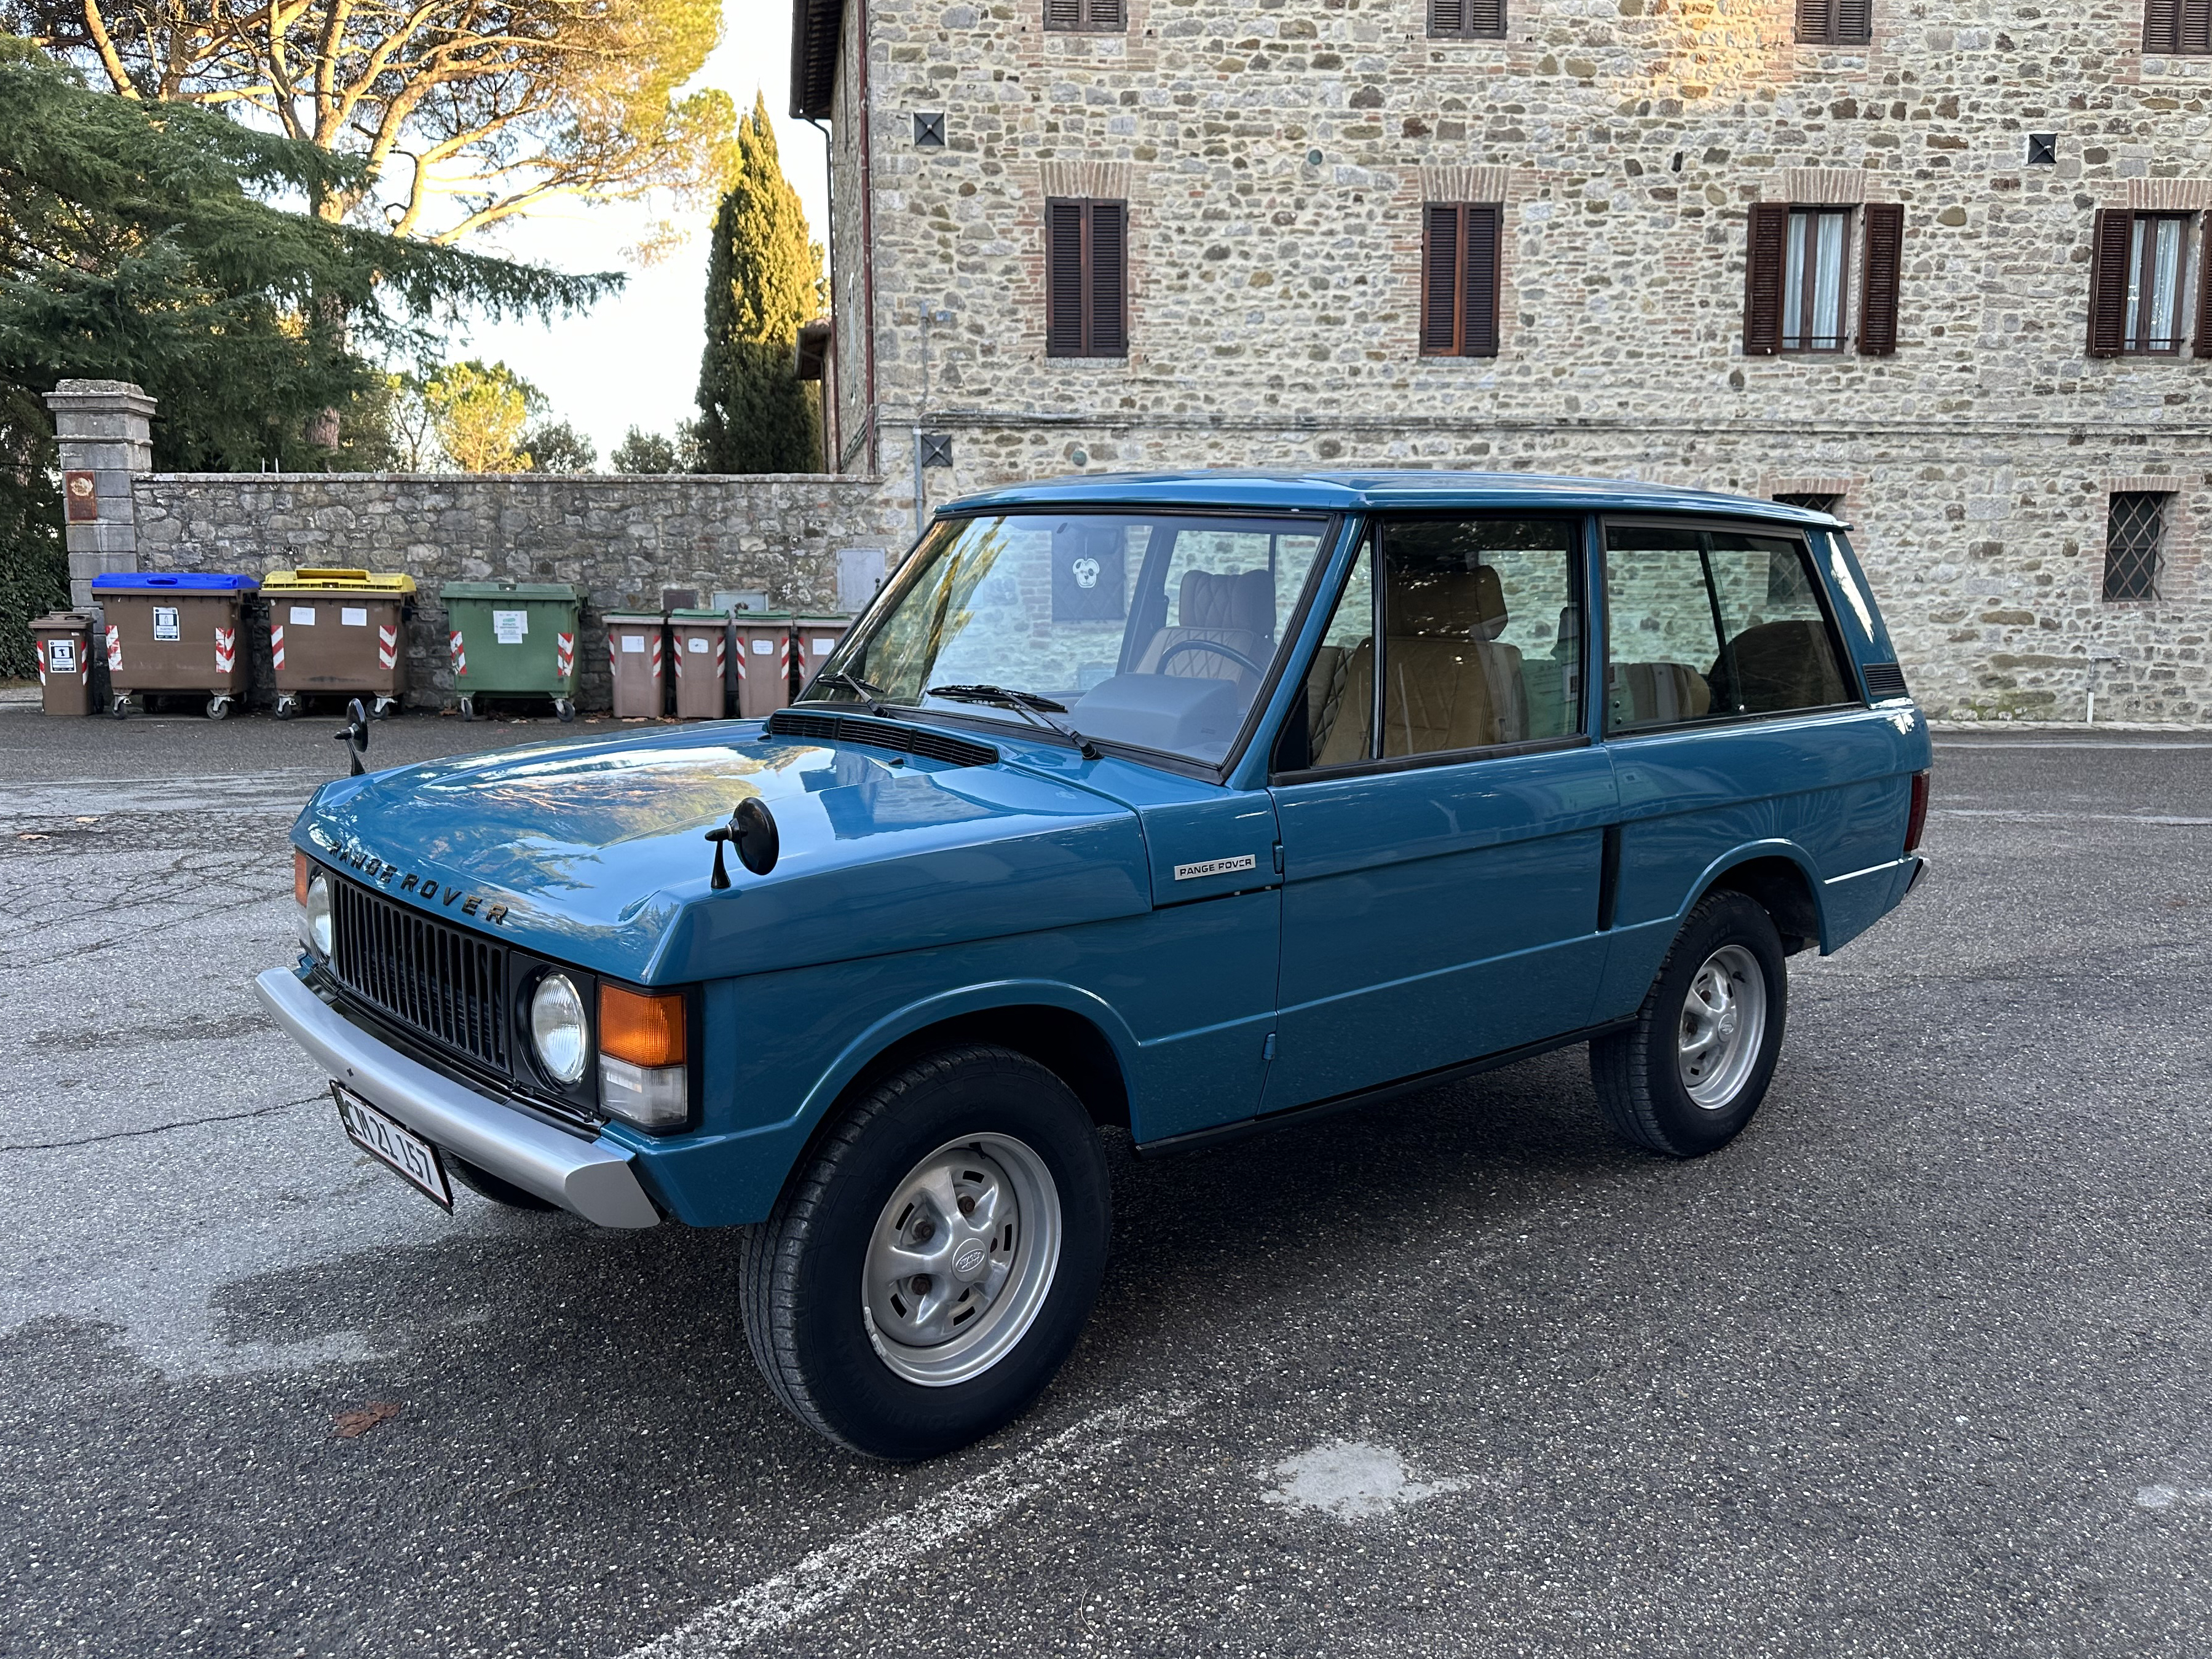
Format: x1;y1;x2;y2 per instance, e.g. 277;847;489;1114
1265;514;1618;1112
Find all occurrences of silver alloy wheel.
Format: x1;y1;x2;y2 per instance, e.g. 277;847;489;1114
861;1133;1063;1387
1677;943;1768;1109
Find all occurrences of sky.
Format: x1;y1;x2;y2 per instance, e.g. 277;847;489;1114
457;0;830;462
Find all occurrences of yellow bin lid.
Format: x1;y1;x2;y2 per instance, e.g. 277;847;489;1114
261;567;418;595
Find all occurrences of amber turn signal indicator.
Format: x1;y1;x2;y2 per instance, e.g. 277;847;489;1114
599;985;686;1069
294;849;310;906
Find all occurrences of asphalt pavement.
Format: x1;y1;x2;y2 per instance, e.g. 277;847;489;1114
2;703;2209;1658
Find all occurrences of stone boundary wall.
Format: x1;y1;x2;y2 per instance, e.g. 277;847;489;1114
130;472;912;712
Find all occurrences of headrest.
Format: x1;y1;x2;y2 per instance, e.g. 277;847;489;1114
1392;565;1509;642
1180;567;1274;634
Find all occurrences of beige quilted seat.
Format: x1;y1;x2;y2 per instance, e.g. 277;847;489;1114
1606;661;1713;729
1314;564;1526;765
1133;568;1274;687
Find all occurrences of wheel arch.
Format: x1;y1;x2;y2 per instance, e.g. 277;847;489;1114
1690;843;1828;956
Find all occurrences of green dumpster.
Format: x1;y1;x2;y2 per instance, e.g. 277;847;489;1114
441;580;582;722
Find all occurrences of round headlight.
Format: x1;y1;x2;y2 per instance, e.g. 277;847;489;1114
529;972;590;1084
305;873;333;958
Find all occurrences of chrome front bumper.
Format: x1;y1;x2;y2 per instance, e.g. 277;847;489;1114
253;967;662;1229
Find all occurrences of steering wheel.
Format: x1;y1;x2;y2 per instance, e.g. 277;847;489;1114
1155;636;1266;679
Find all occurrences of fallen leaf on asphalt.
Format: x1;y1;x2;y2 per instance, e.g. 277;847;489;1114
333;1400;401;1439
17;833;49;841
74;816;97;824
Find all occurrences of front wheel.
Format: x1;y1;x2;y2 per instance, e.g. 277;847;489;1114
740;1046;1110;1459
1590;889;1788;1157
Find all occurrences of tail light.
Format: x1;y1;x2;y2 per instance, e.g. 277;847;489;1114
1904;770;1930;854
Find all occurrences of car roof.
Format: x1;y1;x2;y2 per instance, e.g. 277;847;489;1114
941;469;1843;526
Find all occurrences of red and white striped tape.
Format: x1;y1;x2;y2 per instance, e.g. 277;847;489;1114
449;629;468;677
34;639;47;687
271;624;286;670
377;625;397;671
214;627;236;676
556;631;574;681
106;625;121;671
732;641;747;683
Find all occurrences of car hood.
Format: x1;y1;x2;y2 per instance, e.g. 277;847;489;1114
296;722;1151;983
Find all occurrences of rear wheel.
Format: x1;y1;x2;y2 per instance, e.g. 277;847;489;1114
740;1046;1110;1459
1591;889;1787;1157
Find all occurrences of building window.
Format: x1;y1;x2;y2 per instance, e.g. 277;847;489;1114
2088;211;2208;357
2144;0;2212;53
1045;0;1123;30
1744;203;1903;357
1773;492;1845;516
1420;203;1502;358
1428;0;1505;39
1045;199;1128;358
1796;0;1871;45
2103;493;2168;601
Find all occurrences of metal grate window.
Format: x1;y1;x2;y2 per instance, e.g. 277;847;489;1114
2103;492;2168;602
1773;492;1844;516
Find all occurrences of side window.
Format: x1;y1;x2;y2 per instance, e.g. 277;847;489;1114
1604;522;1851;733
1276;542;1375;771
1380;518;1579;755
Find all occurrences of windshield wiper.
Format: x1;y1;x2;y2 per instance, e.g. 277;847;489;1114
807;671;893;717
927;684;1100;760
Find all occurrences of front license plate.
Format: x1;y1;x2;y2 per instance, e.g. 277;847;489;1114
333;1084;453;1209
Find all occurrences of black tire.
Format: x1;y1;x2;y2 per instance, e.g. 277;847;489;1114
740;1045;1111;1459
447;1154;558;1210
1590;888;1788;1158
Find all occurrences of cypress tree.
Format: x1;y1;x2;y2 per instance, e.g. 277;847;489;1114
695;95;823;474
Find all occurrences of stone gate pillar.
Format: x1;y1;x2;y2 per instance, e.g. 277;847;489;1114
44;379;155;608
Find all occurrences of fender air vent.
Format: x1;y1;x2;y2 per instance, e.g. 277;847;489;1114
766;709;999;770
1861;661;1910;701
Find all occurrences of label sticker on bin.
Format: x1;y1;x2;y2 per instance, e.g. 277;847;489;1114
341;606;368;627
622;635;645;653
688;637;708;653
152;606;180;642
492;609;527;644
289;605;316;626
752;639;772;654
47;638;77;674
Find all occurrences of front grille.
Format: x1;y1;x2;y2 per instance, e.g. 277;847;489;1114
1861;661;1910;701
330;877;510;1073
767;708;998;769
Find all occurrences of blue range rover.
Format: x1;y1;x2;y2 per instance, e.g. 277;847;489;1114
259;471;1931;1457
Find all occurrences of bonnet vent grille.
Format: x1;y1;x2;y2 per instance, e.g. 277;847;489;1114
766;709;999;770
1860;661;1910;701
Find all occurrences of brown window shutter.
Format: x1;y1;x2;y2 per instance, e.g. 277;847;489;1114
2195;215;2212;358
2145;0;2181;49
1044;0;1080;29
1046;201;1086;355
1463;203;1501;357
1833;0;1872;42
1429;0;1464;33
2189;0;2212;51
2086;209;2133;358
1744;203;1788;356
1088;200;1128;355
1421;205;1463;354
1858;202;1903;355
1796;0;1832;42
1085;0;1124;28
1466;0;1505;35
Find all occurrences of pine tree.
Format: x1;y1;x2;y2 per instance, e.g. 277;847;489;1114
695;95;823;475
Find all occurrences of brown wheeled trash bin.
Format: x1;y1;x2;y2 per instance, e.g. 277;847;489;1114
603;612;666;719
30;613;92;717
669;609;729;720
90;572;258;719
789;614;855;699
730;610;794;719
261;569;416;719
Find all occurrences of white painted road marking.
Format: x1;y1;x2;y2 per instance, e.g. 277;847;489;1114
1932;809;2212;827
2136;1484;2212;1510
617;1393;1196;1657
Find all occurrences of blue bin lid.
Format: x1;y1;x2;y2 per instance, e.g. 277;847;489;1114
92;572;259;593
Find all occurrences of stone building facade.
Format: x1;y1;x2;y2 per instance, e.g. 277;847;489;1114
791;0;2212;720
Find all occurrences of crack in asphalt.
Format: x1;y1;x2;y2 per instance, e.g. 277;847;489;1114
0;1094;322;1154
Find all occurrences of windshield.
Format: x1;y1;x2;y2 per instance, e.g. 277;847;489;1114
802;511;1333;765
